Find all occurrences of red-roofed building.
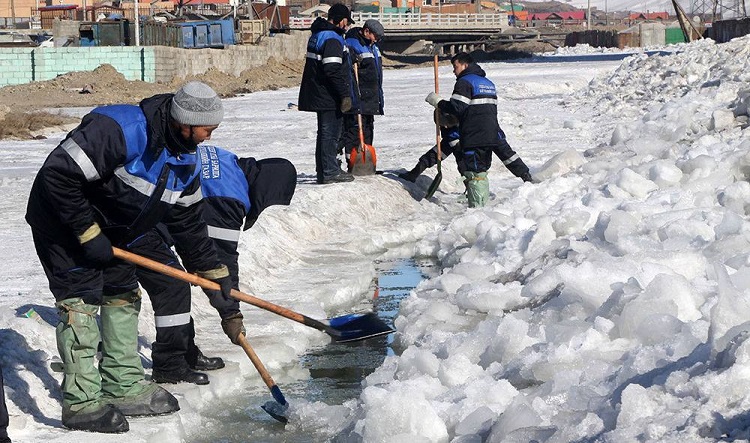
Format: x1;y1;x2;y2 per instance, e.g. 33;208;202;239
629;12;670;20
529;10;586;25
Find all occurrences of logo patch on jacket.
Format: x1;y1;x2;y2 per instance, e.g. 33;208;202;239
200;146;221;180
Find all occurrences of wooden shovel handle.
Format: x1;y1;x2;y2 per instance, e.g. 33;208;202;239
237;333;277;390
353;63;366;153
434;53;441;162
112;247;318;328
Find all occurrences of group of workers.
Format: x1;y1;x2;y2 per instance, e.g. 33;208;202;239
298;3;532;206
22;81;296;433
298;3;386;184
2;2;538;438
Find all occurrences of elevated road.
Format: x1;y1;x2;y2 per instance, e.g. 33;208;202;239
290;12;564;54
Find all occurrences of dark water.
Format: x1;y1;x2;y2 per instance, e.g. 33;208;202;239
190;257;436;443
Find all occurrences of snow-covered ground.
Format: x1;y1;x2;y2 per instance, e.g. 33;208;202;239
3;35;750;442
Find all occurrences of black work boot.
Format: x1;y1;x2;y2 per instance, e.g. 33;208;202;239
187;349;225;371
520;172;534;183
318;171;355;184
152;367;209;385
105;383;180;417
398;168;421;183
62;403;129;433
398;157;429;183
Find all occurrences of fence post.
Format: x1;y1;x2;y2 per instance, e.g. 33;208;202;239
140;47;145;81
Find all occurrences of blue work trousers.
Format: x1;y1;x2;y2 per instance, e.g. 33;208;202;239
315;110;344;182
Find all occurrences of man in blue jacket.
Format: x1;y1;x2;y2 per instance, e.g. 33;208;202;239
26;81;235;433
298;3;356;184
425;52;506;207
339;19;384;171
131;148;297;385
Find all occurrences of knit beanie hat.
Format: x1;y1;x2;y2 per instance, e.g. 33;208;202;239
170;81;224;126
328;3;354;25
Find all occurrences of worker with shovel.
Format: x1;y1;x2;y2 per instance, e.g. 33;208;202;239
25;81;235;434
424;52;517;207
130;147;297;386
399;110;533;184
339;19;385;175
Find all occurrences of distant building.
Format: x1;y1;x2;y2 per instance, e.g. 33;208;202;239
529;10;586;26
629;11;670;21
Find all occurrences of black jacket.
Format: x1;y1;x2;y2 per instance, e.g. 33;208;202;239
25;94;222;273
198;148;296;290
298;17;352;112
438;63;500;149
345;27;383;115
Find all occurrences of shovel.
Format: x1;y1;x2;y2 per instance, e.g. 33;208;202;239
237;333;289;423
112;247;394;343
424;53;442;200
347;63;377;176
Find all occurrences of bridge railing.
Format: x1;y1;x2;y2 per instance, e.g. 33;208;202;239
289;12;509;30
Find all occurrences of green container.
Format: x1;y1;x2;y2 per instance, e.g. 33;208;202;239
665;27;686;44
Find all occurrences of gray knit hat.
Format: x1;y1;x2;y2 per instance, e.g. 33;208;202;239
170;81;224;126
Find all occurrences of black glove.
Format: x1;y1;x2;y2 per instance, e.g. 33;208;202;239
340;97;352;113
199;266;240;318
78;224;113;265
212;273;234;301
221;312;246;345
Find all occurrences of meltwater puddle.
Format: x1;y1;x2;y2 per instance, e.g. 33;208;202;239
190;257;436;443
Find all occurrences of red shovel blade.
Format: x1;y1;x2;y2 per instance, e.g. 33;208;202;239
348;145;377;176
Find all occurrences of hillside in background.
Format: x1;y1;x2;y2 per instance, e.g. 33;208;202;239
512;0;688;13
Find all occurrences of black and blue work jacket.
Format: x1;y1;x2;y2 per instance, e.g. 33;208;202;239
25;94;222;273
438;63;501;149
298;17;352;112
344;27;384;115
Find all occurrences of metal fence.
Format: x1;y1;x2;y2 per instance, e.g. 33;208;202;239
289;12;508;30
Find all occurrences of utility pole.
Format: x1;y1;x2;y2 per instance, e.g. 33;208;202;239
134;0;140;46
586;0;591;28
605;0;608;25
10;0;17;28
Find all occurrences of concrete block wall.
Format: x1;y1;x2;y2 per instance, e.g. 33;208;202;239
0;30;307;87
0;48;34;86
151;31;307;83
33;47;153;82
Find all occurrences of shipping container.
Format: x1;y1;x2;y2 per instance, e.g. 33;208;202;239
141;19;235;48
238;19;267;44
78;20;132;46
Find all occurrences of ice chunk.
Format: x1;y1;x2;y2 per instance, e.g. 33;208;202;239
615;168;658;199
533;149;585;182
717;181;750;215
710;109;735;130
454;406;496;436
438;354;484;387
648;161;683;187
603;210;639;245
610;123;630;146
